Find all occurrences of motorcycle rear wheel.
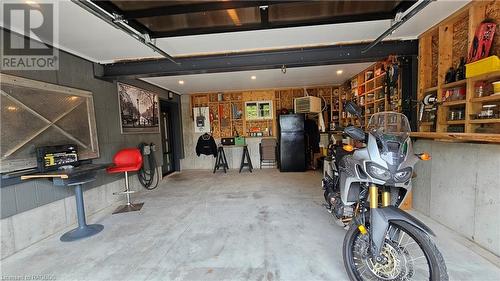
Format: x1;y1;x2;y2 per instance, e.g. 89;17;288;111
342;220;448;281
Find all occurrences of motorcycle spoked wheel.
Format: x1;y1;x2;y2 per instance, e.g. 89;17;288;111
342;221;448;281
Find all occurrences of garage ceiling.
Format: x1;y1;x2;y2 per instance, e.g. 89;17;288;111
142;63;373;94
1;0;470;94
1;0;470;63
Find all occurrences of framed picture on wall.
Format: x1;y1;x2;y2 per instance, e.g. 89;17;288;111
117;82;160;134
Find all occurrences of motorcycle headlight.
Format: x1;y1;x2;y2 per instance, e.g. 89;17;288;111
366;163;391;181
394;167;412;182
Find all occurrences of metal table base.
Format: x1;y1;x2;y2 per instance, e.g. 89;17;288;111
61;183;104;242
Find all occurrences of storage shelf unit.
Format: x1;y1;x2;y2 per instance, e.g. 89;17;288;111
417;0;500;142
343;59;402;128
190;86;341;138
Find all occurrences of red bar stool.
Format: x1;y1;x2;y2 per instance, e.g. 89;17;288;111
107;148;144;214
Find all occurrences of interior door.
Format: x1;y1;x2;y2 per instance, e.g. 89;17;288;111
160;109;175;176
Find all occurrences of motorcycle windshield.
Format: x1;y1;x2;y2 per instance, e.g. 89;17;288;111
367;112;411;167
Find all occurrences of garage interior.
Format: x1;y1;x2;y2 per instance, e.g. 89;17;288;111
0;0;499;280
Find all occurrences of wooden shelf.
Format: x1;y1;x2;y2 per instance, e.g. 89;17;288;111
411;132;500;143
375;72;386;80
424;86;438;93
471;94;500;103
467;70;500;81
441;100;466;107
469;118;500;124
419;121;435;126
363;78;374;85
366;86;384;94
442;79;467;89
442;120;465;125
366;97;386;105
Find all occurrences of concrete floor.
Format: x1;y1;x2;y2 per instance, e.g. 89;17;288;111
1;170;499;281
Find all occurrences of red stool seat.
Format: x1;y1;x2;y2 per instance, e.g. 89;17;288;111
107;148;143;174
107;165;142;173
106;148;144;214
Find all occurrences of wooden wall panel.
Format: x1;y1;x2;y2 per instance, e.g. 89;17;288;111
431;33;439;87
452;13;469;67
485;0;500;56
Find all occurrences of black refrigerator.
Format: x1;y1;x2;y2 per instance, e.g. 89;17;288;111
279;114;306;172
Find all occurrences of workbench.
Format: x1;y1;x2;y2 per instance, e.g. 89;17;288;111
213;145;253;173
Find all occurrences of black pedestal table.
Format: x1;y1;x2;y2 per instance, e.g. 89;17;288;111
21;164;109;242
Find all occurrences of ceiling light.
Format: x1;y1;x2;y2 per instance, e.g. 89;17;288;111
178;80;184;85
226;9;242;26
25;0;40;7
251;76;256;80
336;70;344;75
6;106;18;112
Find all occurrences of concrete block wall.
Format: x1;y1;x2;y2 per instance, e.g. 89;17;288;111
1;178;122;259
412;139;500;256
180;95;273;170
0;172;156;260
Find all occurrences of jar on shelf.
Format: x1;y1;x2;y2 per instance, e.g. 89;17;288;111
475;81;485;97
474;81;494;98
479;104;497;119
448;108;465;120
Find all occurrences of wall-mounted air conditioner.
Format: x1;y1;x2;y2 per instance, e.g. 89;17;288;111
294;96;322;113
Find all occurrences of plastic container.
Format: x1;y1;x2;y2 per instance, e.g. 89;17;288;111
466;55;500;78
234;136;246;146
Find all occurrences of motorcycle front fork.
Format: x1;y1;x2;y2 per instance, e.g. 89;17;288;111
369;183;391;208
360;184;393;262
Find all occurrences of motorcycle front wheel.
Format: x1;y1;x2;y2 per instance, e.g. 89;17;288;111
343;220;448;281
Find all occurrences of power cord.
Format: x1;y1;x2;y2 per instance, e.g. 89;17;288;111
138;142;160;190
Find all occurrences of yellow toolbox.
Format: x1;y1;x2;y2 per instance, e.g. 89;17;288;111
466;55;500;78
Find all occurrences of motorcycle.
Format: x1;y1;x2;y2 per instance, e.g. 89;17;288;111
322;101;448;280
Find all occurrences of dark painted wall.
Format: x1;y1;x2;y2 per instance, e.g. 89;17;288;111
0;29;183;219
